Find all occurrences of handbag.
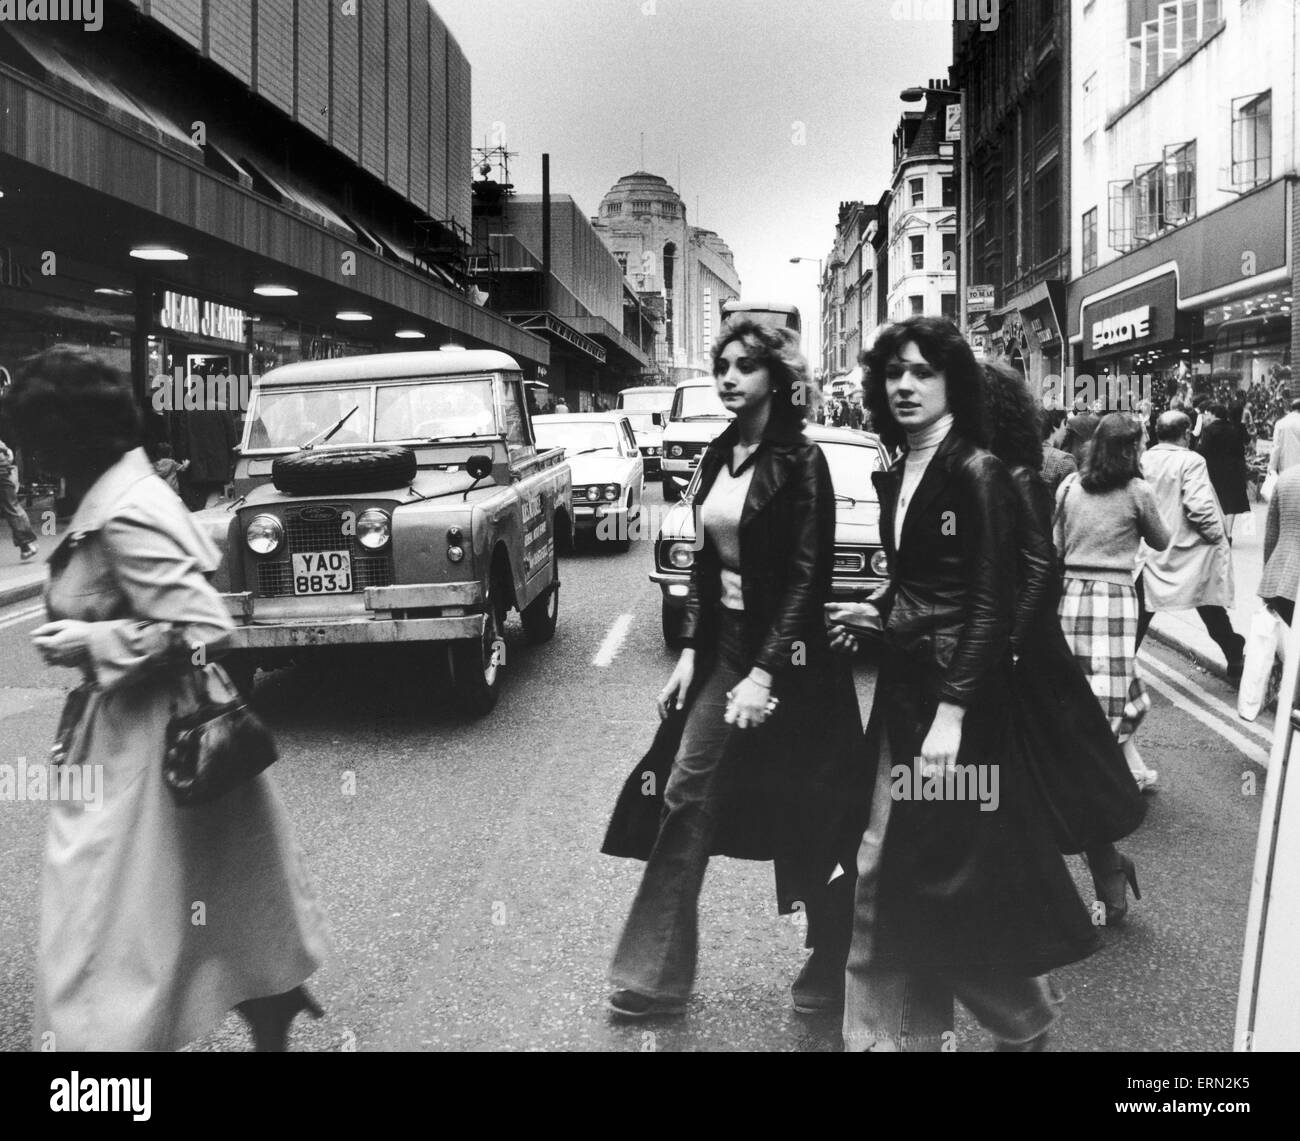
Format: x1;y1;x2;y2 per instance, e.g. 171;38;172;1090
1237;605;1286;722
163;663;277;806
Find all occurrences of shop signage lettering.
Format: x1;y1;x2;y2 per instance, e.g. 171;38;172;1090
159;291;246;344
1091;305;1152;352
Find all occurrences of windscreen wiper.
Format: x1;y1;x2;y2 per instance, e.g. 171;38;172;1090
300;405;359;450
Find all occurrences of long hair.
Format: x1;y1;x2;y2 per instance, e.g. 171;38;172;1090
862;317;987;451
710;317;810;430
982;360;1043;470
1080;412;1143;493
2;345;142;477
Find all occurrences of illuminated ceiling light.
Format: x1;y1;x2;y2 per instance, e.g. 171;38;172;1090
129;245;188;261
395;329;426;339
336;310;372;321
254;284;299;297
440;342;467;351
94;287;132;297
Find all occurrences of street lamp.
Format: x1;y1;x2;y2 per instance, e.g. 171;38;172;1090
789;256;823;378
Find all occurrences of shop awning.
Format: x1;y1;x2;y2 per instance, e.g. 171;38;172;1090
507;312;607;364
239;156;355;240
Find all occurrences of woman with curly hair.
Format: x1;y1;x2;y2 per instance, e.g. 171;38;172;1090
1054;414;1171;794
982;362;1147;925
827;318;1098;1051
4;346;329;1051
603;317;865;1018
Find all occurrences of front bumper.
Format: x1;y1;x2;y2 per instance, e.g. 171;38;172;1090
219;582;486;649
573;502;631;529
652;573;887;608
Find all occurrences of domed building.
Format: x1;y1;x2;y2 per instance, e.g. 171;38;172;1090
592;173;742;375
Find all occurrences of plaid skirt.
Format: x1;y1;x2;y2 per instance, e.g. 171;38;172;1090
1058;578;1149;742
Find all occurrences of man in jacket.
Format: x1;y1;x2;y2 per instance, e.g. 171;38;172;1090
0;436;38;560
1057;395;1099;467
1268;399;1300;475
1136;412;1244;679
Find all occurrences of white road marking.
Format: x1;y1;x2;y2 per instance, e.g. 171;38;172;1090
0;603;44;630
1139;650;1273;746
592;614;634;668
1141;671;1270;768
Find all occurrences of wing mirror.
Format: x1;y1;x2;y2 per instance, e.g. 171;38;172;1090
462;453;494;500
652;411;665;427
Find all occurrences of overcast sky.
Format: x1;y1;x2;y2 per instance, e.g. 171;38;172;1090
434;0;954;363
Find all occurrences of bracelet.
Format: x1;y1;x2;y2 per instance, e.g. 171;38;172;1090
746;676;771;690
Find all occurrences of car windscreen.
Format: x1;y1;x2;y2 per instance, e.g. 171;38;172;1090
375;379;497;441
621;411;658;433
821;441;882;503
619;391;672;411
673;385;730;418
245;387;373;450
533;421;622;455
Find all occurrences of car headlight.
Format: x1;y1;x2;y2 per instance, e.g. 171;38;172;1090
604;484;620;502
667;542;696;570
586;486;601;502
357;509;391;550
670;445;683;458
245;514;283;555
870;549;889;576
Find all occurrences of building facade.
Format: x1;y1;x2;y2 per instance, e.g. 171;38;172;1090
954;0;1069;384
591;172;741;375
1066;0;1296;411
819;201;882;385
885;82;959;326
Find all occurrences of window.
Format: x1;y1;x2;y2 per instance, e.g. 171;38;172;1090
942;176;955;207
1127;0;1226;101
615;252;629;275
1134;161;1163;241
495;378;531;448
1082;207;1098;272
910;235;924;271
630;199;654;214
1158;2;1181;74
604;202;622;215
909;177;924;207
1108;180;1135;252
1162;141;1196;224
1232;91;1272;188
1035;165;1061;261
1003;200;1017;282
940;293;957;320
942;232;956;273
909;295;924;315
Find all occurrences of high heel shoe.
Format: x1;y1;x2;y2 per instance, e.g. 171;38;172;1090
236;985;324;1051
1091;854;1141;926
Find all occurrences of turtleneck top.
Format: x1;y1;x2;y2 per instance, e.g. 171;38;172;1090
894;413;954;550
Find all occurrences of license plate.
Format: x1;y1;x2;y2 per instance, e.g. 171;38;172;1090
291;551;353;595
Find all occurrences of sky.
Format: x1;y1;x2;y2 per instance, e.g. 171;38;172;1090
434;0;954;364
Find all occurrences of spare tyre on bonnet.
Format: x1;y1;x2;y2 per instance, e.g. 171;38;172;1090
271;446;417;495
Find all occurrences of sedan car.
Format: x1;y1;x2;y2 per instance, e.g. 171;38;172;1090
533;413;645;551
651;424;891;645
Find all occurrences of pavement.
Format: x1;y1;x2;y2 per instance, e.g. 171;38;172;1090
0;515;66;610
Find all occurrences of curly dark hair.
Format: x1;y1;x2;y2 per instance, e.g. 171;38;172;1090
862;317;988;451
982;360;1043;470
710;317;809;429
1080;412;1143;493
2;345;142;477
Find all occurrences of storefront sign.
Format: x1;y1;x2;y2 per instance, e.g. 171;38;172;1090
967;284;995;312
1080;272;1178;360
1091;305;1151;352
159;290;246;345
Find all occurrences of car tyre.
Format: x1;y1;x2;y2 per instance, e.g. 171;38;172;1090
521;546;560;645
271;446;417;496
448;567;508;716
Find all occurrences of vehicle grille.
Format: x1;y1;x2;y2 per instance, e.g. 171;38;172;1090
252;504;394;598
835;546;885;578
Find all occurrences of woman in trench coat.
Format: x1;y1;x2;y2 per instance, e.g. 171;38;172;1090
5;346;329;1051
602;318;865;1018
827;318;1099;1051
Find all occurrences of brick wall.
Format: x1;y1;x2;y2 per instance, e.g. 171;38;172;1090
151;0;202;48
445;36;471;229
408;0;431;215
427;11;449;222
386;1;410;198
296;0;331;143
330;0;360;163
358;1;387;183
207;0;252;86
254;0;294;117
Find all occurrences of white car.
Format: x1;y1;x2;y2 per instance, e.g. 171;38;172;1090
532;413;645;552
660;379;733;499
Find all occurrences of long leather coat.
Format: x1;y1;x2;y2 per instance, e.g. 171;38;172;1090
864;430;1100;976
603;417;867;909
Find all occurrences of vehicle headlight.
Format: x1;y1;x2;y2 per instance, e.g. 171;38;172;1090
604;484;620;502
357;509;391;550
670;445;683;458
870;549;889;576
245;514;283;555
586;486;601;502
667;542;696;570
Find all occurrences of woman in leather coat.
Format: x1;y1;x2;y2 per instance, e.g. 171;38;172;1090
827;318;1098;1051
604;318;865;1018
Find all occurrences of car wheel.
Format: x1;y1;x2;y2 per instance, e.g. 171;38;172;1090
271;446;417;495
521;544;560;644
448;567;508;716
614;494;634;553
662;603;685;648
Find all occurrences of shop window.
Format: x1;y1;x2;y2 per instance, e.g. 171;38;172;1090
909;295;924;315
942;176;955;208
1082;207;1098;273
1035;164;1060;262
910;235;925;271
1162;141;1196;225
1133;162;1163;242
909;177;925;207
1108;180;1135;252
1231;92;1271;189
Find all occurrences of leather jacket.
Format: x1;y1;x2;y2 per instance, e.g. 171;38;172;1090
870;430;1016;706
679;417;835;680
1007;464;1059;657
